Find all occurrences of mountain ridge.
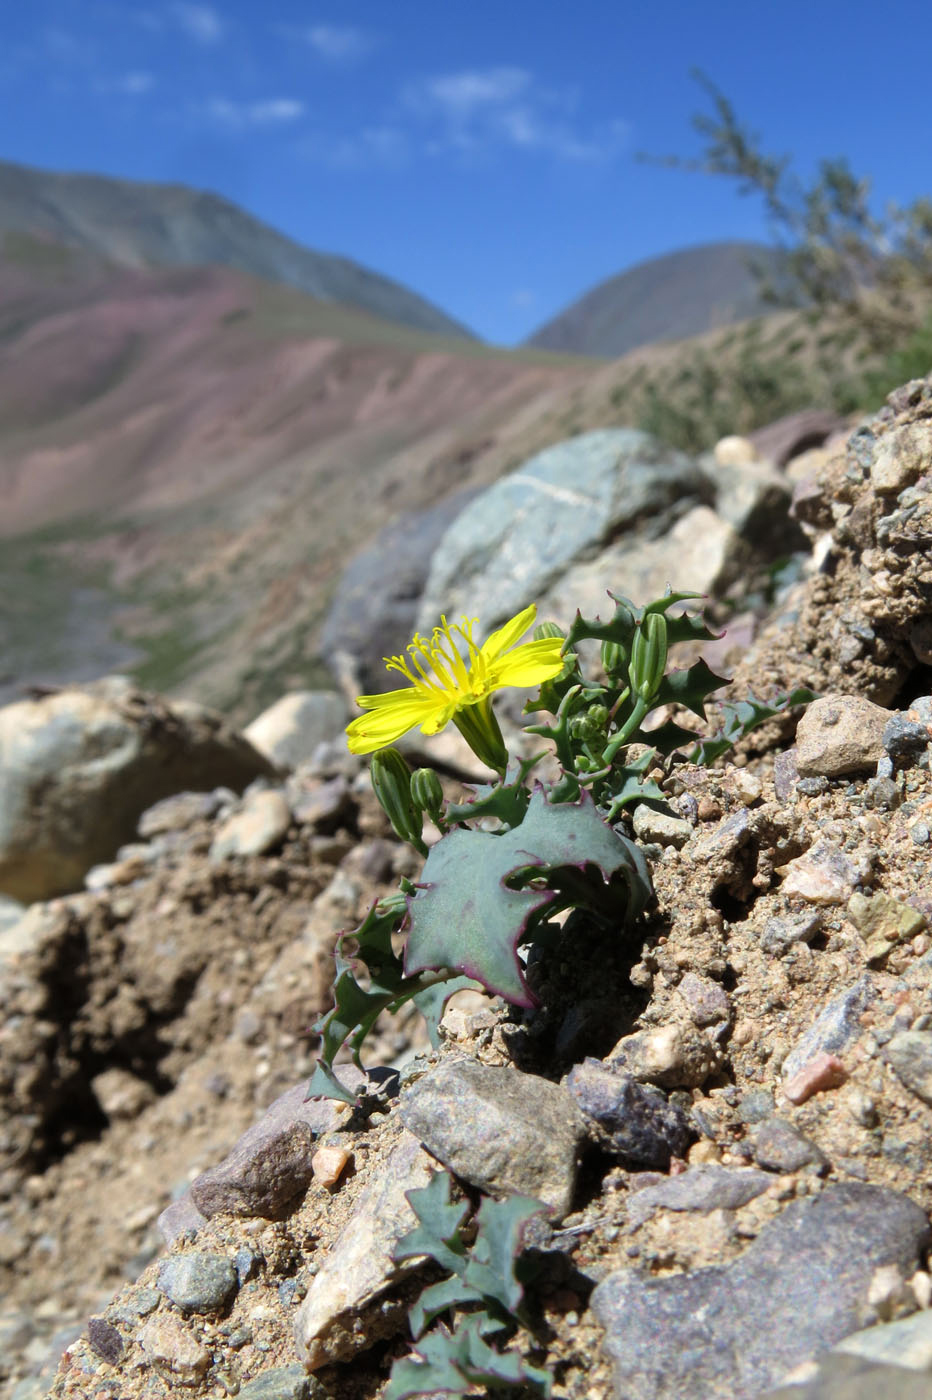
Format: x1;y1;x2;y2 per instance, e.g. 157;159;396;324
525;240;787;357
0;157;475;340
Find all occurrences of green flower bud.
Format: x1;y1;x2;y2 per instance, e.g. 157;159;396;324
570;703;611;743
410;766;445;818
533;620;566;642
630;612;669;701
370;747;424;849
601;638;628;677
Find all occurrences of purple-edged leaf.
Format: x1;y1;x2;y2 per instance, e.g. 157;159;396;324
404;787;652;1006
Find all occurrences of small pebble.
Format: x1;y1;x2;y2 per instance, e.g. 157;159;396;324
311;1144;351;1188
157;1252;237;1313
783;1052;848;1105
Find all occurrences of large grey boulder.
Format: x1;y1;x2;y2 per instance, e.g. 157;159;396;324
0;677;276;902
416;429;712;632
320;488;479;694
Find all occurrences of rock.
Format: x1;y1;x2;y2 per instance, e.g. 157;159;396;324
781;977;876;1083
592;1183;930;1399
209;789;292;861
0;678;275;902
417;428;711;632
711;457;805;554
156;1252;237;1313
288;775;355;832
320;488;480;694
847;891;926;949
626;1163;772;1227
749;407;846;467
137;789;225;837
157;1196;209;1246
884;1032;932;1106
189;1079;353;1218
796;696;893;777
883;715;930;767
757;910;823;955
566;1060;694;1169
293;1129;437;1370
834;1307;932;1369
632;805;693;848
676;972;731;1028
609;1023;717;1090
239;1365;311;1400
86;1316;124;1364
763;1352;932;1398
713;434;758;466
870;421;932;494
138;1312;211;1383
780;841;860;905
783;1051;849;1105
90;1067;156;1121
537;505;745;629
244;692;348;770
752;1117;827;1173
399;1059;582;1219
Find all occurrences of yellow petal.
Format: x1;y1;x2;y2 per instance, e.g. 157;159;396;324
346;692;441;753
489;638;565;688
479;604;537;663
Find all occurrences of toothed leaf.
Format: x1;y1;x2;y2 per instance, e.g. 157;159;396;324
385;1312;552;1399
654;658;731;718
404;787;652;1006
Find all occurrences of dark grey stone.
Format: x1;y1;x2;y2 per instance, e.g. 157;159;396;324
757;911;822;956
566;1059;694;1169
239;1364;311;1400
781;976;876;1082
626;1163;772;1227
400;1059;583;1220
736;1090;775;1124
157;1252;238;1314
883;715;930;767
752;1117;827;1173
592;1183;930;1399
86;1317;124;1364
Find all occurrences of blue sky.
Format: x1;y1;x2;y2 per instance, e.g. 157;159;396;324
3;0;932;344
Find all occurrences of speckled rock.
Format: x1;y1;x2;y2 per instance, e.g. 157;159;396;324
781;976;876;1082
238;1364;311;1400
884;1031;932;1107
593;1183;930;1399
399;1059;583;1218
293;1129;437;1371
609;1022;718;1090
566;1059;694;1169
779;841;860;904
138;1312;211;1384
157;1253;237;1314
870;420;932;494
626;1163;772;1228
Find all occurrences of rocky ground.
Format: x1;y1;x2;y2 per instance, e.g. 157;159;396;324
1;379;932;1398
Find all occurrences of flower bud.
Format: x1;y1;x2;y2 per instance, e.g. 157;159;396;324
601;638;628;677
570;703;611;743
410;766;445;819
630;612;668;701
533;620;566;642
370;747;424;849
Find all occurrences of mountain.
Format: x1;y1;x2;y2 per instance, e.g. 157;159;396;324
525;241;787;357
0;235;590;720
0;158;475;340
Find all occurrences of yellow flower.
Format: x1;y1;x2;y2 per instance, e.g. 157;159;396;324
346;604;565;769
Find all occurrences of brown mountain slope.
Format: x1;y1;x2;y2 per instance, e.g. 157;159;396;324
0;239;592;717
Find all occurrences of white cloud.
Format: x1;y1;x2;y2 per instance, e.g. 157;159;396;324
298;24;373;62
405;66;628;163
173;3;224;44
204;96;305;129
